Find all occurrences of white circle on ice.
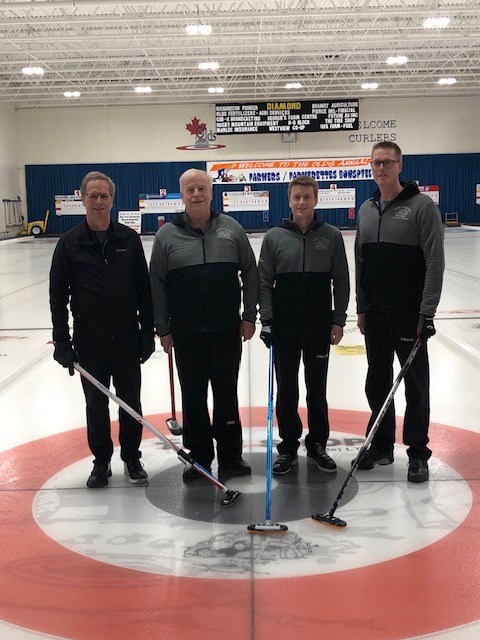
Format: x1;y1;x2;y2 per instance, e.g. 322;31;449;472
32;431;471;580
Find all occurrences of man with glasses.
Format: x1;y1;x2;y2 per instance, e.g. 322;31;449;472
355;142;444;483
49;171;155;488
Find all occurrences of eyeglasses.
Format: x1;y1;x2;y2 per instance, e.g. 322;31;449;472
85;193;111;201
370;160;400;168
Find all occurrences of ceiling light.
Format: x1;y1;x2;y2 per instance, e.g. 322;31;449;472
134;86;152;94
208;87;224;94
198;61;219;71
285;82;302;89
64;91;81;98
22;66;44;76
438;77;457;85
186;24;212;36
423;16;451;29
386;55;408;66
361;82;379;90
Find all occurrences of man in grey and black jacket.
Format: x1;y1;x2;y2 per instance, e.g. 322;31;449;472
150;168;257;482
355;141;445;483
258;175;350;475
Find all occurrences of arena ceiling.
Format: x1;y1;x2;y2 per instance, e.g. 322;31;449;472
1;0;479;110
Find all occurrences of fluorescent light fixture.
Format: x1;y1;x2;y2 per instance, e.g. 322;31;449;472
64;91;81;98
198;61;219;71
186;24;212;35
22;66;44;76
423;16;450;29
285;82;302;89
208;87;224;93
134;86;152;94
386;55;408;65
361;82;379;90
438;77;457;85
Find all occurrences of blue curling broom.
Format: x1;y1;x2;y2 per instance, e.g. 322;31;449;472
248;345;288;533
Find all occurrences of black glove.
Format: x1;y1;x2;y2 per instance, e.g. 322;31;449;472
417;315;436;345
260;324;274;349
53;341;76;376
140;331;156;364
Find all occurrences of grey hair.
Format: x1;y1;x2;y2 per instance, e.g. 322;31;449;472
80;171;116;198
179;168;213;191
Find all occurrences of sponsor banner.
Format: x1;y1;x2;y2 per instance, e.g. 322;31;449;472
139;193;184;213
216;100;359;135
419;184;440;204
54;195;86;216
118;211;142;234
222;190;269;212
207;158;372;184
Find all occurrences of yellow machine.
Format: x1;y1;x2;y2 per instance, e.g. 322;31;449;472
20;209;50;236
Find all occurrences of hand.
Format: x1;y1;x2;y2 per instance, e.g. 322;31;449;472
357;313;365;335
53;341;76;376
260;324;274;349
417;315;436;345
160;333;174;354
140;331;155;364
240;320;255;342
330;324;344;345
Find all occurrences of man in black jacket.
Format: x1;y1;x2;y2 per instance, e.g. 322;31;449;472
258;176;350;475
49;171;155;488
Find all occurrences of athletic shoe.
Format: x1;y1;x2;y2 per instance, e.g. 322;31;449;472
124;459;148;484
86;462;112;489
408;458;429;483
307;443;337;473
356;447;394;470
218;459;252;477
182;463;212;483
272;453;298;475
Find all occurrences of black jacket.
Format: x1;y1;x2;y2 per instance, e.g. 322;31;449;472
49;220;153;344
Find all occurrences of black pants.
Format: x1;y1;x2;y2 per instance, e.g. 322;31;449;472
364;311;431;460
275;333;331;456
75;329;143;464
174;332;243;467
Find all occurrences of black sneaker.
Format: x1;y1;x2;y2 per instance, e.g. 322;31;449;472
307;443;337;473
182;463;212;483
124;459;148;484
408;458;429;483
86;462;112;489
356;447;394;470
218;459;252;477
272;453;298;475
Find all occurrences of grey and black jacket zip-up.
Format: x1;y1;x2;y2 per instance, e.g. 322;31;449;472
49;220;154;344
150;210;258;337
258;216;350;337
355;181;444;317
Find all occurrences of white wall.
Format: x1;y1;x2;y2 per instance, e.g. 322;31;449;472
11;95;480;216
0;105;21;236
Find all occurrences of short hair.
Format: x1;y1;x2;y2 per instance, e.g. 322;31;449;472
371;141;403;162
80;171;115;198
179;168;213;191
288;175;319;199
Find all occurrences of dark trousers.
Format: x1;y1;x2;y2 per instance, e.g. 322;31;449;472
75;329;143;464
174;332;243;467
364;311;431;460
275;333;331;455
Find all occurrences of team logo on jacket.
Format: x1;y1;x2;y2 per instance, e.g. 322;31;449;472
313;237;330;251
393;206;410;220
216;228;233;239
